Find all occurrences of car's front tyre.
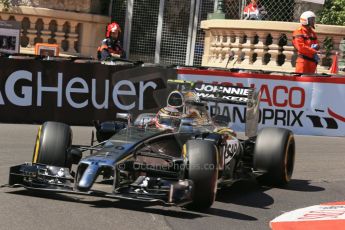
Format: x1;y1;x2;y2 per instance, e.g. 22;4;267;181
32;121;72;168
185;140;218;210
253;127;295;187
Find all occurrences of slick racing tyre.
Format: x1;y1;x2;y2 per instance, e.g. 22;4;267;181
32;121;72;168
185;140;218;210
253;127;295;187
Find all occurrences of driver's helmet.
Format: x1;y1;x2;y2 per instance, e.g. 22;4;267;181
167;91;184;110
155;106;181;130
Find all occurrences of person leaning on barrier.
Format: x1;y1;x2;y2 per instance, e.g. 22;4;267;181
97;22;125;61
243;0;267;20
292;11;320;74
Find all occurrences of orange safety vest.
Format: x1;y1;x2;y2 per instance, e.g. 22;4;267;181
97;38;124;60
292;26;319;74
97;43;122;55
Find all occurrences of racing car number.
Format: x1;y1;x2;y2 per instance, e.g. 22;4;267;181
224;139;240;165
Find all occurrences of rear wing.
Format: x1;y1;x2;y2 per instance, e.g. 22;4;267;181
193;82;260;138
193;82;252;105
168;80;255;105
168;80;260;138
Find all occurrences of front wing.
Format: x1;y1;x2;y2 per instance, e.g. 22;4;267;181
6;163;194;206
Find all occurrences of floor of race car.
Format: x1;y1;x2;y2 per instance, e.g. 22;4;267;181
1;124;345;230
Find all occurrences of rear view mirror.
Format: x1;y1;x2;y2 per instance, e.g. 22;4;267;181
134;113;156;127
95;121;127;142
116;113;131;120
116;113;131;127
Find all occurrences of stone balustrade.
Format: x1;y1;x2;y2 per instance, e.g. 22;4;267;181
0;6;110;57
2;0;95;13
201;20;345;74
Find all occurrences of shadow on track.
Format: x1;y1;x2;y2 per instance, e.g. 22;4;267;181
284;179;325;192
6;189;255;220
216;179;324;209
197;207;257;221
216;180;273;209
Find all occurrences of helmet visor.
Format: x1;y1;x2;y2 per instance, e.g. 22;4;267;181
308;17;316;28
167;92;184;107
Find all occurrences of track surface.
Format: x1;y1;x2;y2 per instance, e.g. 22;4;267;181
0;124;344;230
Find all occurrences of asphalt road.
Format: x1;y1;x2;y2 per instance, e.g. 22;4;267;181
0;124;344;230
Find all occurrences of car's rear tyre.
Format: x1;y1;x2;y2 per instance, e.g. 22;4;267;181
32;121;72;168
253;127;295;187
185;140;218;210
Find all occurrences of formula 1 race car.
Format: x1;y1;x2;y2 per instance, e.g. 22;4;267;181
6;80;295;210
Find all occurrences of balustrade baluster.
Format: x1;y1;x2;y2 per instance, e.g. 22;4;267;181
220;34;231;63
25;17;38;47
41;18;52;43
239;31;255;67
267;32;281;68
252;31;268;67
67;21;79;54
54;20;66;52
282;32;294;69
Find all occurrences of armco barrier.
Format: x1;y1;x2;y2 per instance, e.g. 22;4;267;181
177;67;345;137
0;57;176;125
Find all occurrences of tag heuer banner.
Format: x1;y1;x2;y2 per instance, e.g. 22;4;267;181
0;57;176;125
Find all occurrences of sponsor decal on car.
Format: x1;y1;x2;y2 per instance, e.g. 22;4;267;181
224;139;239;165
194;82;251;104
